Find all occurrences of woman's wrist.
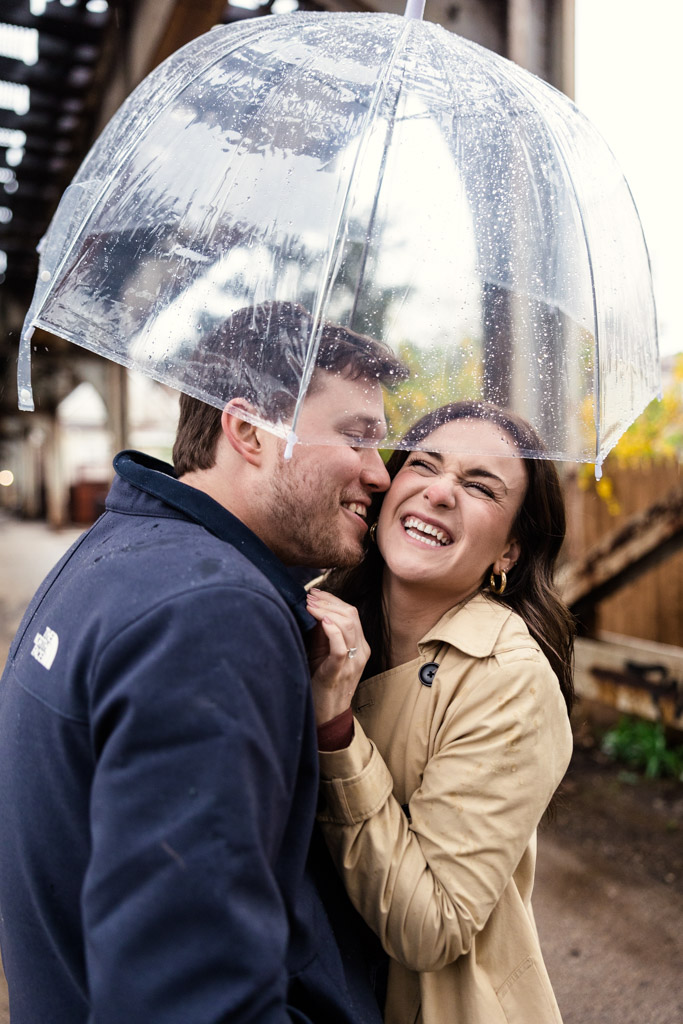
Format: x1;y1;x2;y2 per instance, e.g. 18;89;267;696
313;689;355;726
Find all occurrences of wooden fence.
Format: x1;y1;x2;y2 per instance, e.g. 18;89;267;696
562;459;682;647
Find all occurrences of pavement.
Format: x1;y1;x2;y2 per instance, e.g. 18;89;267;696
0;514;84;670
0;515;85;1024
0;513;681;1023
536;838;682;1024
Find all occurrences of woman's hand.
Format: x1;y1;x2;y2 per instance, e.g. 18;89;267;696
306;589;370;726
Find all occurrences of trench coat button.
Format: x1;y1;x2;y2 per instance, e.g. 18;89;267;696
419;662;439;686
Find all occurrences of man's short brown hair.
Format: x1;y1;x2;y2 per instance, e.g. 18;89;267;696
172;301;407;475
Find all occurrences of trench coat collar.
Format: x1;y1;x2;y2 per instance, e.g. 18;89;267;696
418;592;514;659
111;449;315;634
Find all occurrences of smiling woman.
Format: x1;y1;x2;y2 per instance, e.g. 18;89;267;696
376;418;528;645
307;401;576;1024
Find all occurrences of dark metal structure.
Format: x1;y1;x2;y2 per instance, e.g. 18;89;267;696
0;0;121;303
0;0;131;425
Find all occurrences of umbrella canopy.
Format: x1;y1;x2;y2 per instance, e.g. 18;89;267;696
18;7;659;471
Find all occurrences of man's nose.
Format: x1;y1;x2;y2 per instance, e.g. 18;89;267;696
360;448;391;492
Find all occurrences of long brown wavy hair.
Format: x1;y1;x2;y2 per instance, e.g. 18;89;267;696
323;401;575;716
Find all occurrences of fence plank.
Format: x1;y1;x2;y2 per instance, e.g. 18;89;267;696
562;461;683;646
558;486;683;609
575;633;683;729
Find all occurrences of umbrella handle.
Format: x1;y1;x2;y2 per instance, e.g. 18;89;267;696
17;326;35;412
284;429;298;461
403;0;425;19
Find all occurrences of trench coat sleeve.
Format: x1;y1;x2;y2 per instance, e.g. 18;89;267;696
83;584;314;1024
317;652;571;973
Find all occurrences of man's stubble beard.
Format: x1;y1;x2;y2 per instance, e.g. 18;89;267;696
266;459;364;570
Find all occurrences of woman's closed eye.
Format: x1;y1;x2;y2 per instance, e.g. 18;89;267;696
405;457;438;474
406;456;505;500
463;480;496;499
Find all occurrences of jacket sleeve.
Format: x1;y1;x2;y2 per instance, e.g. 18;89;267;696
317;651;572;972
83;584;314;1024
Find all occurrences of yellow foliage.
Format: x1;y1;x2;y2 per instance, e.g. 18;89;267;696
382;339;483;442
579;354;683;513
595;476;622;516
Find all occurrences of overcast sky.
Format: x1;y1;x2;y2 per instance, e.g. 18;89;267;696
574;0;682;358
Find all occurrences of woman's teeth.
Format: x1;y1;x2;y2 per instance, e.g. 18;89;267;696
402;516;451;547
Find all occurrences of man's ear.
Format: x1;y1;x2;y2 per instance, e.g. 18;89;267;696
221;399;264;466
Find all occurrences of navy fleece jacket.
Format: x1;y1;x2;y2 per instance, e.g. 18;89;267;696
0;451;382;1024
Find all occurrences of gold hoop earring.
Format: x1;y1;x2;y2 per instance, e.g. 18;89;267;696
489;569;507;596
368;522;378;544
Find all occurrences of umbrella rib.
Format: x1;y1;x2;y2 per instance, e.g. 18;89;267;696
286;17;417;456
45;21;269;312
501;65;603;467
349;61;407;327
18;21;269;410
183;25;334;264
438;35;603;466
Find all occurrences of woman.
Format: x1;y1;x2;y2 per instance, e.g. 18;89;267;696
306;401;574;1024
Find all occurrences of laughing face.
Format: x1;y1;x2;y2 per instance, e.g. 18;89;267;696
263;370;390;568
377;418;528;607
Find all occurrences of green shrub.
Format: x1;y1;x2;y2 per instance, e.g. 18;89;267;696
601;717;683;781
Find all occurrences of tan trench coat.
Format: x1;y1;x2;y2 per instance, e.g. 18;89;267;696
318;593;572;1024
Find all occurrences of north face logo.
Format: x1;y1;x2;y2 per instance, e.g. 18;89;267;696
31;627;59;670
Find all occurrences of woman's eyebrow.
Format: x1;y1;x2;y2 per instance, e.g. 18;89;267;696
464;466;508;491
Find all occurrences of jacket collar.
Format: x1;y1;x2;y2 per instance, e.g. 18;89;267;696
418;592;514;658
111;450;315;634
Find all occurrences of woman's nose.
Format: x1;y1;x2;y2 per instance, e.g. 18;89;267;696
424;478;456;508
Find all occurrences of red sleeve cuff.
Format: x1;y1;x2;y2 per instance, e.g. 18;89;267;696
317;708;354;751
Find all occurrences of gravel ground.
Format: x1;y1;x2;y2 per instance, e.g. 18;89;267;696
535;738;683;1024
1;515;681;1023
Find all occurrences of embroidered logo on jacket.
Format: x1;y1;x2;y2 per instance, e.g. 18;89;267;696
31;627;59;670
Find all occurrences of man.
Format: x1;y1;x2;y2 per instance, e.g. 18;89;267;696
0;302;406;1023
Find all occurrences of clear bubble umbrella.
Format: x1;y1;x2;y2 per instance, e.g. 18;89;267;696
17;1;659;473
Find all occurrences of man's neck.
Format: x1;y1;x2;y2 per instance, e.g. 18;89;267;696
178;465;284;562
177;468;227;508
178;468;244;524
